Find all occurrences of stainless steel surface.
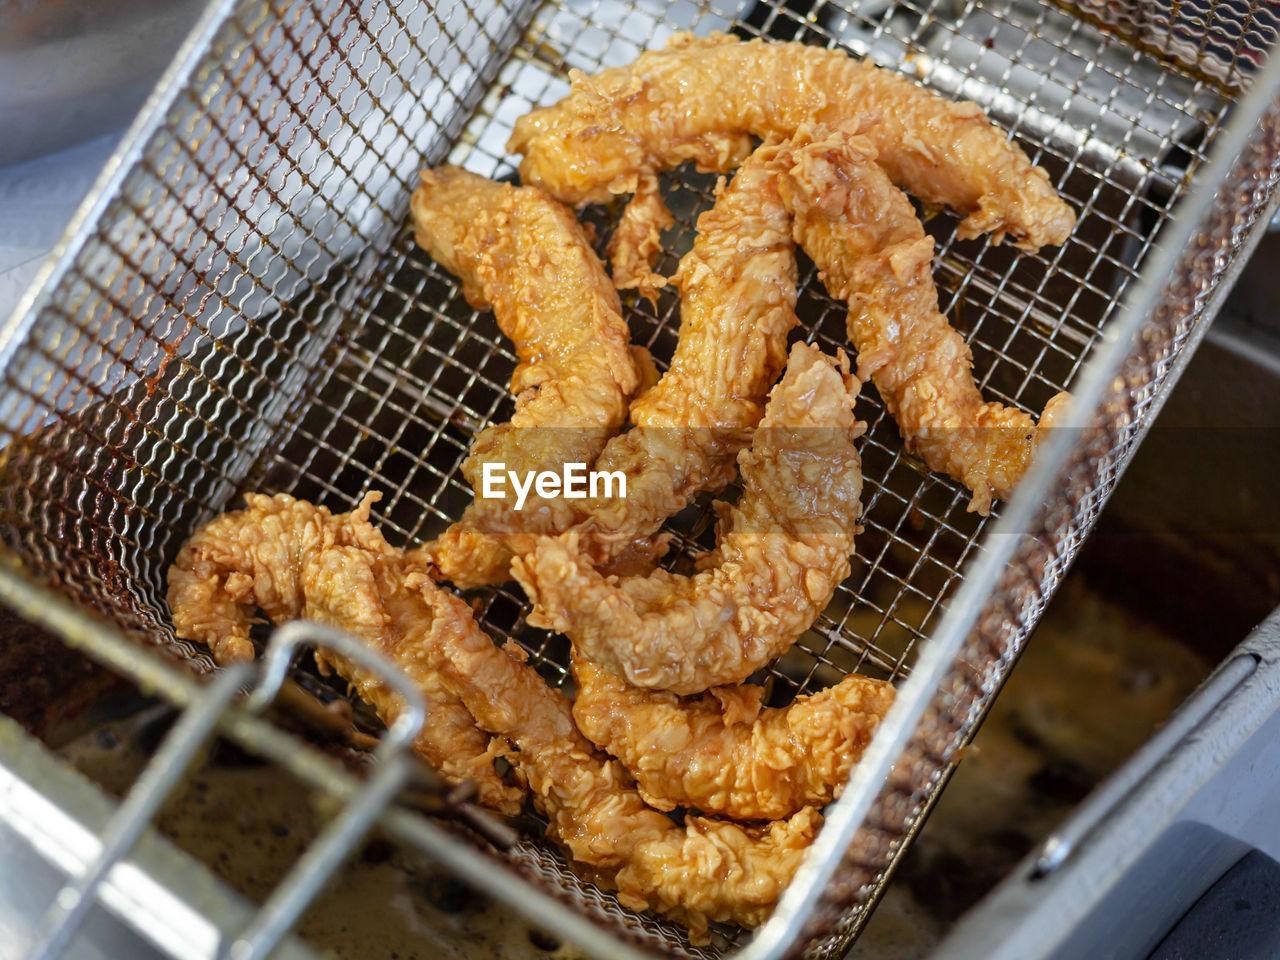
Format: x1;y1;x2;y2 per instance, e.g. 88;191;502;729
0;0;206;168
0;132;123;319
1028;655;1258;879
0;712;319;960
22;617;429;960
932;606;1280;960
28;666;252;960
0;0;1276;957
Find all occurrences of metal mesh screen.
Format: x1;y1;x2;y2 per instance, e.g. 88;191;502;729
1063;0;1279;87
0;0;1275;956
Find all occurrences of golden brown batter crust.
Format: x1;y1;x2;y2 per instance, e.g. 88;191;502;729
514;343;865;694
425;589;820;940
170;493;819;940
166;493;525;814
510;32;1075;252
572;658;895;819
410;167;641;587
605;169;673;301
775;124;1071;513
566;135;811;565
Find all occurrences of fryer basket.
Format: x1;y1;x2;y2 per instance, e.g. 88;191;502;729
1;0;1278;956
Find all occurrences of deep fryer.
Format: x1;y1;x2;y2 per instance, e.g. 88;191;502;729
0;0;1278;956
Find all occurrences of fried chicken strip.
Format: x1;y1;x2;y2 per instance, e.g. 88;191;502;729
775;124;1071;513
171;493;819;939
514;343;864;694
572;658;895;820
410;167;641;588
606;170;673;302
567;136;809;565
166;492;524;815
509;32;1075;253
421;584;820;941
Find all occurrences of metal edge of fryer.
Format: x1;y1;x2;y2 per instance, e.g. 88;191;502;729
929;603;1280;960
0;710;320;960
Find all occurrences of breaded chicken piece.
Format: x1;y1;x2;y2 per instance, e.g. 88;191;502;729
410;167;641;588
568;137;807;566
776;124;1071;513
572;658;895;820
423;585;820;941
606;170;673;302
172;494;818;940
509;32;1075;253
166;492;524;815
514;343;864;694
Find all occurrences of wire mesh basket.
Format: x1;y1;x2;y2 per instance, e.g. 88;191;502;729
1;0;1278;956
